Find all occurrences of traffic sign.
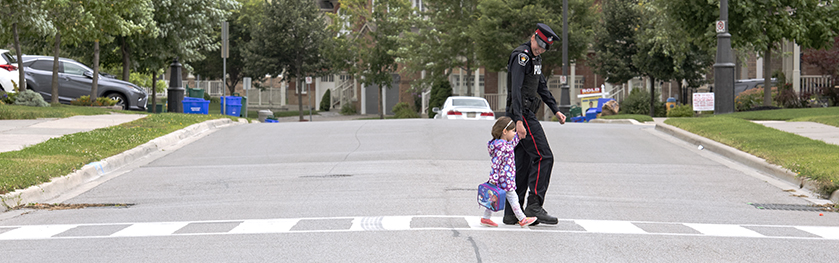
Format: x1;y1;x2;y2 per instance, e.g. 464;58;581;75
305;76;312;84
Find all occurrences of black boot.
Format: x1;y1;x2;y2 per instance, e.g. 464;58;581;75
502;214;518;225
524;195;558;224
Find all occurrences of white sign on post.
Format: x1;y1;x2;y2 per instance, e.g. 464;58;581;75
243;77;251;90
305;76;312;84
716;20;726;33
560;75;567;84
693;93;715;111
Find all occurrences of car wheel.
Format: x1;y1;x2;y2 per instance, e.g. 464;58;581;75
106;93;128;110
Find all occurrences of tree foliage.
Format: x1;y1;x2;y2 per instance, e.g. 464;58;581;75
245;0;331;120
473;0;597;76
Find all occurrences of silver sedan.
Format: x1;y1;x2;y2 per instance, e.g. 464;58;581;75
432;96;495;120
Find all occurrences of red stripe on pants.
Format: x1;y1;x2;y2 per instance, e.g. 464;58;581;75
523;118;542;195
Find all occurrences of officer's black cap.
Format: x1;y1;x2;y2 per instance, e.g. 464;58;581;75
535;23;559;51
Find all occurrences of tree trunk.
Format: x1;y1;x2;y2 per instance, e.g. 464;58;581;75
91;40;100;100
122;36;130;81
763;48;772;107
378;84;384;119
465;64;472;97
51;32;61;103
649;76;656;117
13;23;25;91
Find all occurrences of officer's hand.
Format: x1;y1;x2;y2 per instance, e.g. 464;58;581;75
556;111;566;124
516;121;526;138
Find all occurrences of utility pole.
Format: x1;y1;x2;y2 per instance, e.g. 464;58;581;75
559;0;571;116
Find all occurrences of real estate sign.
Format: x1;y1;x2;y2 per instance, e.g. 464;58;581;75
693;93;714;111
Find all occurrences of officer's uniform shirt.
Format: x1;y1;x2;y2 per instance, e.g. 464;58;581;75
506;42;561;123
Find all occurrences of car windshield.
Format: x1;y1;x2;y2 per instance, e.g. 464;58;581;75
452;99;488;107
1;53;16;64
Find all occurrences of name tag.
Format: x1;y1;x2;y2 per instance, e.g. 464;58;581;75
534;65;542;75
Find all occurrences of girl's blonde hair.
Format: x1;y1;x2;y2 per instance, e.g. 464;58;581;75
491;116;515;139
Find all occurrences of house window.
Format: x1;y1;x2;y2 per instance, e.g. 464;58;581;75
321;75;334;82
339;74;351;81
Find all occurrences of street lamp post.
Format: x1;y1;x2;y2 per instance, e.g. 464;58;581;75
167;57;184;113
714;0;735;114
559;0;571;116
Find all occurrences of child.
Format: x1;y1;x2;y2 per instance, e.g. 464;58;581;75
481;116;537;227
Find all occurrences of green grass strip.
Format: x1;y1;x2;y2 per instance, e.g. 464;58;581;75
665;116;839;195
0;113;232;194
599;114;654;122
0;104;127;119
726;107;839;121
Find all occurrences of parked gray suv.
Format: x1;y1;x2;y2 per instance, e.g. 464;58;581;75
21;56;147;110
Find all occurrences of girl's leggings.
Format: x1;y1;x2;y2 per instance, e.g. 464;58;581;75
482;191;526;221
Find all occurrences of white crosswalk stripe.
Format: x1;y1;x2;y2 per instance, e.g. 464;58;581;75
0;216;837;241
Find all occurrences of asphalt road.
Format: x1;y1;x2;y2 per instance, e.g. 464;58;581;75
1;119;837;262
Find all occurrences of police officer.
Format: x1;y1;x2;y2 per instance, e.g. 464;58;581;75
503;23;566;225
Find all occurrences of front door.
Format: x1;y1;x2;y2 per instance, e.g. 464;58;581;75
60;62;93;103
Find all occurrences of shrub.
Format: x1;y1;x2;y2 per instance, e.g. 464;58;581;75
1;92;17;105
320;89;331;111
204;92;211;101
70;95;117;106
667;104;694;117
619;88;665;117
735;87;778;111
393;102;419;118
774;83;811;109
14;90;50;107
428;80;452;118
818;86;839;106
340;103;357;115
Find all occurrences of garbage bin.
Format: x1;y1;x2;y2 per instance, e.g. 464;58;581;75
238;96;248;117
188;88;204;98
258;110;273;122
666;97;677;112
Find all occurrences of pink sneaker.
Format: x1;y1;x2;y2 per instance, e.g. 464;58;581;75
518;217;537;227
480;218;498;227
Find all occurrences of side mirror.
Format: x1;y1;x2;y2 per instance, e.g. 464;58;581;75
432;107;440;113
83;71;93;78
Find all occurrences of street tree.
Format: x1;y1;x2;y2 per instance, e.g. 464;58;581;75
396;0;479;97
336;0;413;119
590;0;642;85
37;0;95;103
0;0;55;93
666;0;839;107
473;0;597;77
245;0;331;121
192;0;263;93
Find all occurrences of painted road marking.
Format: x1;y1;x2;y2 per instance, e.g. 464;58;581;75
684;223;764;238
576;220;647;234
111;222;189;237
0;225;77;240
0;216;837;241
229;219;299;234
796;226;839;239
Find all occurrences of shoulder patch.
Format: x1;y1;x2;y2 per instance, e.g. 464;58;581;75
518;53;529;66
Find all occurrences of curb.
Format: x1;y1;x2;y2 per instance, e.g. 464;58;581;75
588;118;644;125
653;121;828;198
0;118;237;212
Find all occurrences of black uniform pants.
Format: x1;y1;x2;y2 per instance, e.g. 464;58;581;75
505;110;554;218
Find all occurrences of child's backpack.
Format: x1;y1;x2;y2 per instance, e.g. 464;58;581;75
477;182;506;212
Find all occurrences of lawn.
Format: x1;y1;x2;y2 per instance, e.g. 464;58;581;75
665;107;839;196
0;105;234;195
0;103;128;119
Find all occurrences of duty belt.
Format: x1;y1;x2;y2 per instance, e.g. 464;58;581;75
523;96;541;113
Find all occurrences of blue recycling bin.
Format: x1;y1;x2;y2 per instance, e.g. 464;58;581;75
182;97;209;115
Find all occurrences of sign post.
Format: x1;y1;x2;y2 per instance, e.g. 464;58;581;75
243;77;251;118
305;76;313;121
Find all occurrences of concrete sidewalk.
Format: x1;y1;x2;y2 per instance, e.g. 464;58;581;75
0;114;147;153
753;120;839;146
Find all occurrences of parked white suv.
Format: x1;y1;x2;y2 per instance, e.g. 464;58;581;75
1;49;23;93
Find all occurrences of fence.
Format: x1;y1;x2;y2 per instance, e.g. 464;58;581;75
800;75;831;94
483;93;506;112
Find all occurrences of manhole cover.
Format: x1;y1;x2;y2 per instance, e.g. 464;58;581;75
749;203;835;212
299;174;353;178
